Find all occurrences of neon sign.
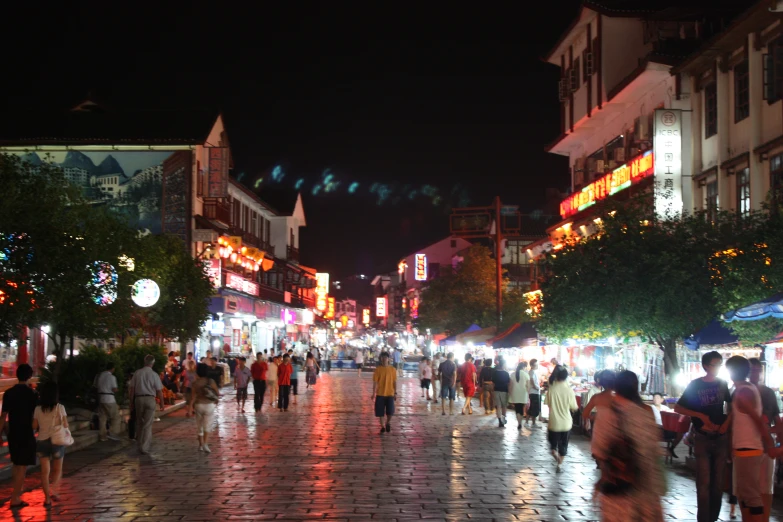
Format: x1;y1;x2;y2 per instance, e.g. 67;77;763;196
411;297;419;319
315;272;329;311
362;308;370;325
326;297;335;319
376;297;387;317
560;151;654;218
414;253;427;281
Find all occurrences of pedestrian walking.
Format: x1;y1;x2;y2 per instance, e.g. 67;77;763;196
234;356;252;412
372;351;397;435
96;361;121;441
190;363;220;453
278;354;293;411
479;358;495;414
355;349;364;375
674;351;732;522
750;358;779;522
431;353;441;404
32;382;69;507
0;364;37;509
508;361;530;430
460;354;476;415
207;357;223;388
129;354;165;455
267;356;279;405
305;352;319;388
291;356;303;404
492;358;510;428
593;370;665;522
393;348;403;377
583;370;617;437
545;366;578;473
527;359;542;427
182;360;197;417
420;356;432;400
439;353;457;415
250;352;268;413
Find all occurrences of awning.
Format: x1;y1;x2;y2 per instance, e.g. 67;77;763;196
683;320;739;351
489;322;539;349
439;324;483;346
723;293;783;322
456;326;497;346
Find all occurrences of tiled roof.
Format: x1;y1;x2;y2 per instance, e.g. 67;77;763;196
0;107;220;146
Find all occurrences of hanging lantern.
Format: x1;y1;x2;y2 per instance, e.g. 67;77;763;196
241;246;247;255
254;263;260;272
230;252;238;263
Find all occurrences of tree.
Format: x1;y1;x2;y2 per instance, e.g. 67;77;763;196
536;199;735;376
417;245;529;334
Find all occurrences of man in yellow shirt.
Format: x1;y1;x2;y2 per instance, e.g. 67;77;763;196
373;351;398;435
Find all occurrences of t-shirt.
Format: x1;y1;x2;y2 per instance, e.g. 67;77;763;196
355;352;364;364
251;361;268;381
479;366;494;385
97;371;118;404
421;364;432;379
758;384;780;425
206;366;223;387
545;381;578;432
439;360;457;385
650;405;662;426
392;351;402;364
34;404;67;441
677;377;731;432
492;370;511;393
131;366;164;396
529;369;541;392
373;365;397;396
234;366;252;388
267;362;279;381
461;363;476;387
2;384;37;441
277;363;293;386
183;370;197;389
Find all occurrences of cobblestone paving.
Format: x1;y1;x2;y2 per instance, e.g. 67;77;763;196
1;371;782;521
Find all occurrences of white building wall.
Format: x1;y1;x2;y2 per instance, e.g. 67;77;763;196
601;16;649;96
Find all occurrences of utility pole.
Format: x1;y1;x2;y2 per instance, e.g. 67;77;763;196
494;196;503;328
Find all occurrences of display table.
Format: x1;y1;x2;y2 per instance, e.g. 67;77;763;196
661;411;690;433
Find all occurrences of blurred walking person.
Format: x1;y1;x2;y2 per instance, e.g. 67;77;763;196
0;364;37;509
460;354;477;415
420;356;433;401
479;358;495;414
129;355;164;455
546;366;578;472
233;356;252;412
372;351;397;435
33;383;69;507
291;356;303;404
492;357;510;428
508;361;530;430
439;353;458;415
250;352;268;413
190;363;220;453
277;354;293;412
305;352;320;389
527;359;541;427
355;349;364;376
267;355;279;405
431;353;442;404
96;361;121;441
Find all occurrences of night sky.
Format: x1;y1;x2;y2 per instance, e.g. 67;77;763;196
1;3;577;278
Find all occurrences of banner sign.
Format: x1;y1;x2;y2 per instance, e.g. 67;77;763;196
207;147;229;198
653;108;683;218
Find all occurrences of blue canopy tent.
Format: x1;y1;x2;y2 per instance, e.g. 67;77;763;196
723;293;783;322
439;324;482;346
683;320;739;351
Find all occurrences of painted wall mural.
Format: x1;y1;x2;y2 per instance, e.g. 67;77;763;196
16;150;190;241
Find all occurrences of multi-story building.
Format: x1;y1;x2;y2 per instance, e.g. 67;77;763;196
672;0;783;216
0;102;317;359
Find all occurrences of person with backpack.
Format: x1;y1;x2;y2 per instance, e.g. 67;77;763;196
190;363;220;453
592;370;665;522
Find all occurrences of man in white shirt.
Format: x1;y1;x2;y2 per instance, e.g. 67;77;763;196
97;362;121;442
355;349;364;376
129;355;164;455
431;354;442;404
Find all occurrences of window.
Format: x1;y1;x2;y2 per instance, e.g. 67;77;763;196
772;153;783;200
265;220;271;245
705;83;718;137
734;61;749;122
764;37;783;103
572;57;580;90
706;180;719;221
736;168;750;217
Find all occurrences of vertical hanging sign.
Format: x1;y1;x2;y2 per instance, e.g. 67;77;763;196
207;147;229;198
653;109;683;218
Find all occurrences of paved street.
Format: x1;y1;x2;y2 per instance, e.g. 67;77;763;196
1;371;782;521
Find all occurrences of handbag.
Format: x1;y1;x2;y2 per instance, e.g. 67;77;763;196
597;404;638;495
50;405;74;446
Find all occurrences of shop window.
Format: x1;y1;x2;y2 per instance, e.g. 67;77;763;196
772;153;783;201
734;61;749;122
706;180;718;221
764;37;783;103
705;83;718;137
736;168;750;218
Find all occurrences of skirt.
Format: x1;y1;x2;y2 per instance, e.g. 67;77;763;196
306;367;317;385
528;393;541;417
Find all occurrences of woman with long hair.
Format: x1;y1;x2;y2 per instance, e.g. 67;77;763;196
460;354;477;415
545;366;578;473
305;352;320;389
592;370;664;522
190;363;220;453
32;382;67;506
508;361;530;430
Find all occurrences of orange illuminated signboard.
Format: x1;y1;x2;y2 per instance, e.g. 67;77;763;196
326;297;335;319
315;272;329;311
414;253;427;281
362;308;370;325
560;151;654;218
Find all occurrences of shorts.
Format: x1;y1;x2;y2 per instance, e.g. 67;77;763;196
375;396;395;417
420;378;431;389
733;452;765;512
513;403;526;414
441;385;456;400
236;387;248;401
356;363;363;369
36;438;65;460
547;430;570;457
396;361;403;370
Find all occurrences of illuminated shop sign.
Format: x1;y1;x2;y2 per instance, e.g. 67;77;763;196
302;310;314;325
414;254;427;281
362;308;370;325
653;109;683;218
315;272;329;311
411;297;419;319
376;297;387;317
326;297;335;319
225;272;260;296
559;151;654;218
281;308;295;325
205;259;221;289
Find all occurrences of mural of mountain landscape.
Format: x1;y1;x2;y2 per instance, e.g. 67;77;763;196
17;150;178;235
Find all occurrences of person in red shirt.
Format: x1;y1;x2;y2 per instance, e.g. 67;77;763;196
461;354;477;415
277;355;293;412
250;352;269;413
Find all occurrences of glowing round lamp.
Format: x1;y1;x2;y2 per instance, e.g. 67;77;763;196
131;279;160;307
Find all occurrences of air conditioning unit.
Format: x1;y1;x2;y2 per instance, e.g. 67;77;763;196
614;148;626;163
638;116;649;140
608;160;618;170
586;158;597;173
574;169;584;186
629;147;640;159
574;157;585;171
570;68;579;92
558;79;567;102
595;159;605;173
585;52;594;76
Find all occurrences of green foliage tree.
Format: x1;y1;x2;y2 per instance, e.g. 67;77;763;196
417;245;529;334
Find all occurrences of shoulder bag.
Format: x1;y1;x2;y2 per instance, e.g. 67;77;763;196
50;405;74;446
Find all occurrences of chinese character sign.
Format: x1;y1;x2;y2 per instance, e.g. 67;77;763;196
362;308;370;325
326;297;335;319
414;254;427;281
376;297;387;317
315;272;329;311
653;109;683;218
207;147;229;198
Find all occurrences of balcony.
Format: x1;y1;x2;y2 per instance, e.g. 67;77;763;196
202;199;231;226
287;245;299;264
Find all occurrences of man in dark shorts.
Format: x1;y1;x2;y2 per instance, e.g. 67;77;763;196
439;353;458;416
0;364;37;509
372;352;397;435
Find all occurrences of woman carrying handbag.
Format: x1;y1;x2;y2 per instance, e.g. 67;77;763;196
33;382;73;507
